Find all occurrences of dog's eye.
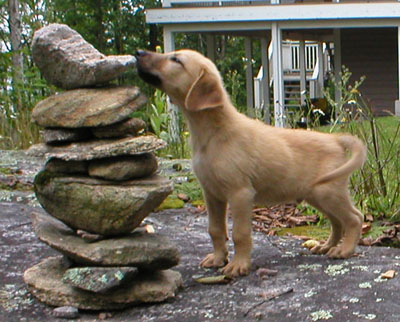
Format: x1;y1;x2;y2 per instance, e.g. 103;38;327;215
170;56;182;65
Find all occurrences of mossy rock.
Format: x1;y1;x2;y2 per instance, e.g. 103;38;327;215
157;195;185;210
34;171;173;235
275;225;330;241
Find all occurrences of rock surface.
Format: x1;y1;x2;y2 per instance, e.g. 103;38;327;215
91;118;146;139
23;256;183;310
63;267;138;294
41;128;91;144
32;212;180;269
3;198;400;321
32;86;146;128
44;136;166;161
5;150;400;321
88;153;158;181
34;172;174;235
31;23;136;89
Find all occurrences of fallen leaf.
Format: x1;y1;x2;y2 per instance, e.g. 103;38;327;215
177;193;190;202
145;224;155;234
380;270;396;279
362;222;371;234
76;230;104;242
302;239;320;250
256;268;278;278
195;275;231;284
365;213;374;222
359;237;373;246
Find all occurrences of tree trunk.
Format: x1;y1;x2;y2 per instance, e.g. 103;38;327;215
112;1;123;54
94;0;105;52
8;0;24;109
149;24;160;51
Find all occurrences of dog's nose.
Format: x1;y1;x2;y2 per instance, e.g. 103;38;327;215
135;50;148;58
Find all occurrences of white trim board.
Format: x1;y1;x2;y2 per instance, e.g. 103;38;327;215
146;3;400;25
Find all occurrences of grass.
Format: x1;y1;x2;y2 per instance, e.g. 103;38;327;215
319;116;400;221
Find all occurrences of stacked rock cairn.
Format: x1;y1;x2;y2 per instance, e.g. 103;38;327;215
23;24;182;311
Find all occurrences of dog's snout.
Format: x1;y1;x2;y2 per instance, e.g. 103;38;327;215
135;50;148;58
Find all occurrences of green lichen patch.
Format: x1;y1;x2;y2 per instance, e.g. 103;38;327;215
62;267;138;294
0;284;34;313
0;167;13;175
310;310;333;321
324;264;350;277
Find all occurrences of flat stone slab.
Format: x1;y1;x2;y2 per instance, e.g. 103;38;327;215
44;136;166;161
41;128;91;144
32;212;180;269
32;86;146;128
44;159;88;175
91;118;146;139
63;267;138;294
32;23;136;89
34;172;173;235
24;256;183;310
88;153;158;181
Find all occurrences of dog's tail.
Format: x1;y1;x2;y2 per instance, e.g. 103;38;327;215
314;135;367;185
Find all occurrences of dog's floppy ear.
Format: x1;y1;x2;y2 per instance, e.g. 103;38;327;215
184;69;224;111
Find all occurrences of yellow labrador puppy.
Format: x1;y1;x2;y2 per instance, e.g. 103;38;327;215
136;49;366;277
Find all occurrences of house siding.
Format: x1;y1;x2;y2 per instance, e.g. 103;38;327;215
341;27;398;116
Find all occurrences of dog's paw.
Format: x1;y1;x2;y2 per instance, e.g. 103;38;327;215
310;243;332;255
200;253;227;268
221;258;251;277
326;246;354;259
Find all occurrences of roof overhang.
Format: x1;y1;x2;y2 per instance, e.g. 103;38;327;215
146;3;400;29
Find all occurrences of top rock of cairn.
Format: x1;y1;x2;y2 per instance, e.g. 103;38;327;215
32;23;136;89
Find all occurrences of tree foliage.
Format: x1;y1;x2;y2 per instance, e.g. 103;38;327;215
0;0;255;149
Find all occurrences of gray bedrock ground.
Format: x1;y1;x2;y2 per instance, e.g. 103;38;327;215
1;150;399;322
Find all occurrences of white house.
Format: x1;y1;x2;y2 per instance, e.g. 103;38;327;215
145;0;400;126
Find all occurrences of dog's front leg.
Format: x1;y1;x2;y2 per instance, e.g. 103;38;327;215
222;188;255;277
200;191;228;268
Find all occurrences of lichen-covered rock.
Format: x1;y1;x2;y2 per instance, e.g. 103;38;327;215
32;86;146;128
41;128;92;144
24;256;183;310
32;23;136;89
88;153;158;181
34;172;173;235
63;267;138;294
44;136;166;162
45;159;88;175
91;118;146;139
31;212;180;269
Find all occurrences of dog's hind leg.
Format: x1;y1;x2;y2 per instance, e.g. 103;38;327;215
306;198;344;255
326;201;363;259
308;183;362;258
221;187;255;277
200;191;229;268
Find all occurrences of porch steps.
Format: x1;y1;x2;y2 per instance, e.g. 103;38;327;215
284;80;302;110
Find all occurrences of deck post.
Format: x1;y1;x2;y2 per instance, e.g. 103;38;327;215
396;26;400;116
261;37;271;124
245;37;255;117
206;34;216;62
333;29;342;117
317;42;324;98
163;27;181;143
272;22;285;127
299;39;307;106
